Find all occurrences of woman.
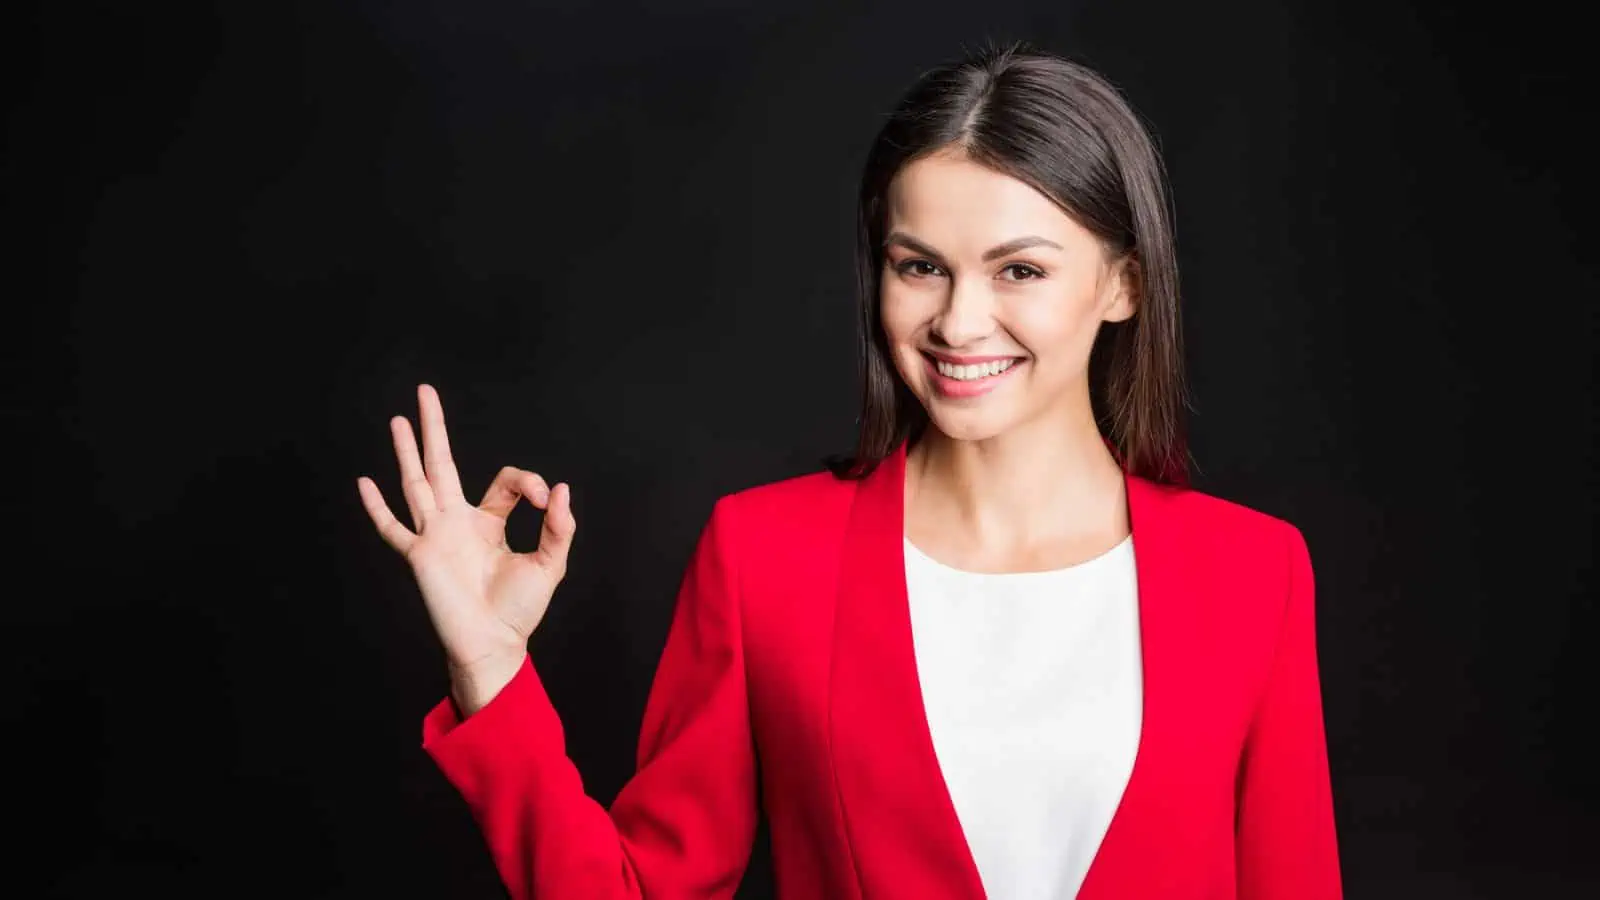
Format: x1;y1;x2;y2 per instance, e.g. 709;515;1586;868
357;43;1342;899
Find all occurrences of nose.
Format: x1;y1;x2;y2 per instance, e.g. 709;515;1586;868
930;276;996;348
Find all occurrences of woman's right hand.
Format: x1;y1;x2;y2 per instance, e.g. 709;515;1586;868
356;383;577;713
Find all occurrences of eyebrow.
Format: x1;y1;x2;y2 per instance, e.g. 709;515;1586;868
884;231;1064;262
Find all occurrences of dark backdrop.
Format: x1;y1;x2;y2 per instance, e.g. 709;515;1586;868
11;0;1595;896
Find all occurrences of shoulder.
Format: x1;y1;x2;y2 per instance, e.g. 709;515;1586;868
1139;477;1311;571
711;466;856;528
1162;481;1298;535
1138;482;1319;665
700;467;858;588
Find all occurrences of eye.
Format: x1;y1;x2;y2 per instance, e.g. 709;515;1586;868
894;258;944;278
1001;263;1046;282
891;259;1046;281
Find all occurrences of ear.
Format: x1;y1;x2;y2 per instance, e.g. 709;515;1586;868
1100;253;1140;323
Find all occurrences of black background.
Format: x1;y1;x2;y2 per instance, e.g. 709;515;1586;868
11;0;1595;896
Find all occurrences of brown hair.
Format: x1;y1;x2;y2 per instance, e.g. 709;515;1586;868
825;41;1191;486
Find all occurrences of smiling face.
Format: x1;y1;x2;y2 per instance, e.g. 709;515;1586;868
879;149;1138;443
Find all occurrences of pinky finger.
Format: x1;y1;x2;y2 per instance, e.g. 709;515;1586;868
357;476;418;555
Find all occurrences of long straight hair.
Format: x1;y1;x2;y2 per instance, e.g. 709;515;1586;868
825;42;1191;486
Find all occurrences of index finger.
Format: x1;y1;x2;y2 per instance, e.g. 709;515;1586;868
417;383;466;505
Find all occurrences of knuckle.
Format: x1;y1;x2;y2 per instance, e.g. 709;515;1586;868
406;542;439;569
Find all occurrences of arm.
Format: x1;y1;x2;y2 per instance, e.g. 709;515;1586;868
1235;525;1344;898
420;497;758;898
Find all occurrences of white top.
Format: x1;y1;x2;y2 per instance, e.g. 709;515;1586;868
904;533;1143;900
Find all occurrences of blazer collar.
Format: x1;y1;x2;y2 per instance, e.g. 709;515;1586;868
828;438;1191;898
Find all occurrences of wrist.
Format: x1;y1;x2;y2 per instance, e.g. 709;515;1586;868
448;651;525;718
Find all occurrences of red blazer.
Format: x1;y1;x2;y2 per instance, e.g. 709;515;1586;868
422;440;1343;898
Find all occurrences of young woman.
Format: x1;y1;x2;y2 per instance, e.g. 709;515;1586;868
357;43;1342;899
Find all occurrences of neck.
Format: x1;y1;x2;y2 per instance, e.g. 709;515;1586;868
906;404;1128;553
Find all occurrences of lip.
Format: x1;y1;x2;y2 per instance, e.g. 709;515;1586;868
921;352;1026;399
921;349;1024;365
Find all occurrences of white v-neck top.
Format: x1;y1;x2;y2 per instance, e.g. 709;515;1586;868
904;534;1143;900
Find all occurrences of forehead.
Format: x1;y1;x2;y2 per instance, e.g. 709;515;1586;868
885;152;1077;241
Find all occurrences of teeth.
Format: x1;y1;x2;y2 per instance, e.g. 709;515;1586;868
935;358;1017;380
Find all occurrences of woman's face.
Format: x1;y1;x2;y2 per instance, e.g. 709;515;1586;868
880;150;1136;443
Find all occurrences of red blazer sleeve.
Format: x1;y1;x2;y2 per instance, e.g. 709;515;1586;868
1235;525;1344;898
419;497;758;898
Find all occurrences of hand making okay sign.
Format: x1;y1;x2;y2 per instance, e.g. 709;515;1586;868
356;384;576;709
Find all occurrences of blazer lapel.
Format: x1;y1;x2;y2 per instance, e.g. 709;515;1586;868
829;439;988;898
1076;469;1191;898
828;439;1194;899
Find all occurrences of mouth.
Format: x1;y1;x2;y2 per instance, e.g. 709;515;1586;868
920;351;1027;398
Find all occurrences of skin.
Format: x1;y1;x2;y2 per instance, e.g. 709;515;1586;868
881;148;1141;574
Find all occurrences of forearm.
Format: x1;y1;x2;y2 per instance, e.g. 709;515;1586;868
425;655;648;899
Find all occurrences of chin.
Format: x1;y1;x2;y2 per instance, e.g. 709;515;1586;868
923;405;1017;443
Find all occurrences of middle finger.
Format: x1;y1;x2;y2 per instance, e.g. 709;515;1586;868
418;383;467;505
391;414;437;528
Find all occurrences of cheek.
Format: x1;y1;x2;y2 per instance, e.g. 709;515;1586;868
879;284;927;345
1013;290;1102;347
878;287;934;385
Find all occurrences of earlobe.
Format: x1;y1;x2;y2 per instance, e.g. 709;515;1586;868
1104;287;1136;323
1101;256;1141;323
